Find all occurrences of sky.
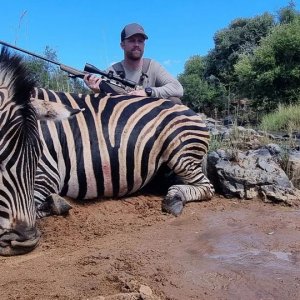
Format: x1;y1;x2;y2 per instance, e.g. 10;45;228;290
0;0;298;77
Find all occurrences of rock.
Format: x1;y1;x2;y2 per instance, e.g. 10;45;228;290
105;293;140;300
87;284;160;300
139;285;152;296
261;185;300;207
288;151;300;189
223;115;234;126
207;145;300;206
265;143;282;155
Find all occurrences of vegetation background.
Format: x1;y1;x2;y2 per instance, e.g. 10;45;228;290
25;2;300;131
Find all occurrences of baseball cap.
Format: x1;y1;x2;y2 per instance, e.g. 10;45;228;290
121;23;148;41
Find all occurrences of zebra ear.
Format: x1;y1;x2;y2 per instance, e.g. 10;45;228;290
30;98;85;121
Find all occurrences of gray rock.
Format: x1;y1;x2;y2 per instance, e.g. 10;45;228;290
207;145;300;206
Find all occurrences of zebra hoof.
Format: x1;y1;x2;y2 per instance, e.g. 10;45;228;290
162;195;184;216
49;194;72;215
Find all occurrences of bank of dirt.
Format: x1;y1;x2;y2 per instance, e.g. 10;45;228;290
1;194;300;299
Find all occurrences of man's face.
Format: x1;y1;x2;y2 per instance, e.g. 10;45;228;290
121;34;145;60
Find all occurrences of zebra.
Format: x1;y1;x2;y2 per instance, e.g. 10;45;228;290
0;47;214;256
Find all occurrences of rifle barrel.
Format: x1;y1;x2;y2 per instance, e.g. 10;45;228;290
0;40;59;65
0;40;135;89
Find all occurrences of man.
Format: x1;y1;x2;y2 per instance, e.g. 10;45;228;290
84;23;183;103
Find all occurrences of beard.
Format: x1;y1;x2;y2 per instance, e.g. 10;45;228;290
126;48;144;60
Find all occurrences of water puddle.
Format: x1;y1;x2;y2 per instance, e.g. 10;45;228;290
207;250;291;263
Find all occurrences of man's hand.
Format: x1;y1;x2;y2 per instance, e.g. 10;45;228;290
128;89;147;97
84;74;102;93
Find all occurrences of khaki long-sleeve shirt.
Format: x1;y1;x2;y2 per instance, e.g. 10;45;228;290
107;59;183;99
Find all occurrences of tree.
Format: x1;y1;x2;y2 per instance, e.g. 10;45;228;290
178;3;300;118
205;13;274;90
178;56;226;115
235;15;300;112
25;46;88;93
277;0;298;24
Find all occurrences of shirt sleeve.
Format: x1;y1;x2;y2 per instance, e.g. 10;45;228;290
149;61;184;99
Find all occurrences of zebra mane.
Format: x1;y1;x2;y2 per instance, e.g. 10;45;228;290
0;46;36;107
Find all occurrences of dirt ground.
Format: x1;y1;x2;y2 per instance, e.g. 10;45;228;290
1;193;300;300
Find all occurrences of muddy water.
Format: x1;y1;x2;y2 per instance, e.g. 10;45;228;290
164;204;300;299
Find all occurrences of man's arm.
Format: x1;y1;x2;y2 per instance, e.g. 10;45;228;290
149;61;183;99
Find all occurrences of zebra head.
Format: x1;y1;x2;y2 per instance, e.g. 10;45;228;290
0;47;82;256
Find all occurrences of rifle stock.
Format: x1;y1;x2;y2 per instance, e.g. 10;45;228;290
60;64;85;78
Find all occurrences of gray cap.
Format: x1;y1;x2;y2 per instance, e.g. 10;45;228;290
121;23;148;41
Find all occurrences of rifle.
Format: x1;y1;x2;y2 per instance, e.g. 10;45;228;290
0;40;137;91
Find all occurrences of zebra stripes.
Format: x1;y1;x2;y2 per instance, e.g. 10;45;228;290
0;47;214;255
0;48;42;255
31;88;214;211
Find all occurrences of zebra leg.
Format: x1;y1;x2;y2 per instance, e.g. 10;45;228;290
162;164;214;216
36;194;72;218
